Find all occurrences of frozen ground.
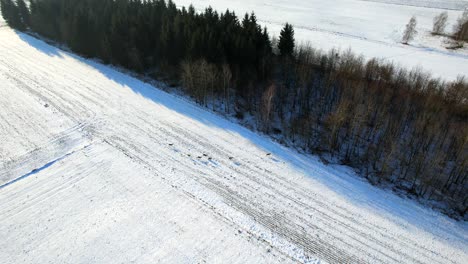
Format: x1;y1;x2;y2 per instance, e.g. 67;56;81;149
174;0;468;81
0;24;467;263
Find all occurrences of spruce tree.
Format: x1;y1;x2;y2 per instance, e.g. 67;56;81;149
4;0;25;30
1;0;13;26
278;23;295;57
17;0;29;28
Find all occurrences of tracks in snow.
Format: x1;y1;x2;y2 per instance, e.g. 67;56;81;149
0;29;466;264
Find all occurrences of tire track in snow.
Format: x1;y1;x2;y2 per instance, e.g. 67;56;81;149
131;116;443;263
102;114;444;263
0;29;466;264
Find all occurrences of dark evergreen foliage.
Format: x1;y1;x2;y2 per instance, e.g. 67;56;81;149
0;0;10;25
1;0;26;30
16;0;273;84
17;0;29;27
278;23;295;57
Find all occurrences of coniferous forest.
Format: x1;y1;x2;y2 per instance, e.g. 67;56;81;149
1;0;467;219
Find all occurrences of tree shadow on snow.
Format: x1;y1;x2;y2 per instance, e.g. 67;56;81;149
17;32;63;58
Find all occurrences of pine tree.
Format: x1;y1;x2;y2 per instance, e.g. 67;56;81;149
0;0;15;27
0;0;8;22
17;0;30;28
9;0;25;30
262;27;272;55
278;23;295;57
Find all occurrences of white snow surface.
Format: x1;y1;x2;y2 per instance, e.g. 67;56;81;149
0;26;467;263
174;0;468;81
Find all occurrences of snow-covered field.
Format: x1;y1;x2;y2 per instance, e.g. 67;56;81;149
174;0;468;81
1;23;467;263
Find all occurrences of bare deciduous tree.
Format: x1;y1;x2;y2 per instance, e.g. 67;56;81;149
432;11;448;35
181;59;219;106
261;83;276;127
402;16;417;44
222;64;232;113
453;9;468;41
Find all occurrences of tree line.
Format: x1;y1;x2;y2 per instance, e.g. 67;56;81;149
1;0;467;219
402;9;468;47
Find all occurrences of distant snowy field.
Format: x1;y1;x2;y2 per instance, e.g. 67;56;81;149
174;0;468;80
361;0;468;10
1;19;468;263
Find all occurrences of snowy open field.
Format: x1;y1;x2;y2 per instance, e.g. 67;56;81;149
174;0;468;81
1;20;468;263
